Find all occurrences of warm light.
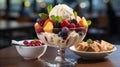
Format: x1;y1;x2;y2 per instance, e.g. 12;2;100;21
80;2;86;8
24;1;31;7
40;2;46;8
104;0;109;3
36;0;44;3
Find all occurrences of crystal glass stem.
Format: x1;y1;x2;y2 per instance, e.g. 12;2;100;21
55;48;66;64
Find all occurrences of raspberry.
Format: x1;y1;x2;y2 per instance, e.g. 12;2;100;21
35;40;41;46
23;40;29;46
29;41;34;46
76;23;81;28
60;20;69;27
68;23;75;31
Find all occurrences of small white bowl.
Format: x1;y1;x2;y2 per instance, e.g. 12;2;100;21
15;40;47;60
69;45;117;59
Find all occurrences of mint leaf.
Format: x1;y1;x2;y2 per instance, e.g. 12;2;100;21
87;38;93;44
50;15;56;21
34;38;37;44
58;16;62;22
47;4;52;14
50;15;62;22
74;11;78;17
39;13;47;20
87;20;92;26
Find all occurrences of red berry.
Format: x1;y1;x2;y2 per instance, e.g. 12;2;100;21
68;23;76;31
23;40;29;46
29;41;34;46
83;28;87;34
60;20;69;27
41;42;45;45
46;14;49;19
76;23;81;28
35;40;41;46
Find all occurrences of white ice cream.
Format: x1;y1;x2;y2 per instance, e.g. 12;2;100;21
49;4;75;21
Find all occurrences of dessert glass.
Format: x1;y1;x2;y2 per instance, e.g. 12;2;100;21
36;27;87;67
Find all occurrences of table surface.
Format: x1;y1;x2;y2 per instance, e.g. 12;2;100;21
0;45;120;67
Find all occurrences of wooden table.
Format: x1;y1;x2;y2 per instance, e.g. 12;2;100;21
0;45;119;67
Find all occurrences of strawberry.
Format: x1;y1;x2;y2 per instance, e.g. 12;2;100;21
60;20;69;27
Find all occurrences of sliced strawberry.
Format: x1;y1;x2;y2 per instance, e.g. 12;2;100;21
60;20;69;27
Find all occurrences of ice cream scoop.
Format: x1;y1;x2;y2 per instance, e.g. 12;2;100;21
49;4;75;21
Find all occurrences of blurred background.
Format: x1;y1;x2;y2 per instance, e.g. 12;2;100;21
0;0;120;48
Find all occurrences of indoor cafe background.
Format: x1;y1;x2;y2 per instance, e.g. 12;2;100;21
0;0;120;48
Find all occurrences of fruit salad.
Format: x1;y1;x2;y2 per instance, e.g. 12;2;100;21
35;4;89;48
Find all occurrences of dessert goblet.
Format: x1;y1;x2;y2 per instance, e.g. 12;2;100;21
35;3;89;67
36;27;87;66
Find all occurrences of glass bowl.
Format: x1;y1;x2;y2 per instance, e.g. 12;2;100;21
36;27;87;66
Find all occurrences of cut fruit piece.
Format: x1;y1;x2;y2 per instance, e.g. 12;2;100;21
44;19;53;27
34;22;42;33
43;21;54;33
76;16;81;23
80;17;88;27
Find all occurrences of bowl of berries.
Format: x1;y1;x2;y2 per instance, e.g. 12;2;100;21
15;39;47;60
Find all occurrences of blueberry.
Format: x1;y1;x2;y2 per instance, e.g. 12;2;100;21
53;22;61;28
71;19;77;24
36;18;44;26
61;27;70;34
58;31;68;40
53;28;61;34
78;32;83;36
36;18;40;22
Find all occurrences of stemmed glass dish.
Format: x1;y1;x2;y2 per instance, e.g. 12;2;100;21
36;27;87;66
34;3;89;67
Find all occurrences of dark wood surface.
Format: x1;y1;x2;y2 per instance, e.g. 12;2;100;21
0;45;119;67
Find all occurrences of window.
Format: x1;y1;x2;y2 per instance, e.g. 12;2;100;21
9;0;22;17
0;0;6;15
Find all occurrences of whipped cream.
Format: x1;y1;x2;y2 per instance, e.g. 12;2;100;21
49;4;75;21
